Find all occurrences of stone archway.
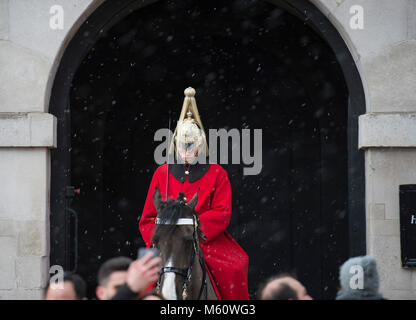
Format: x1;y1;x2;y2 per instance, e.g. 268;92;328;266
48;0;365;299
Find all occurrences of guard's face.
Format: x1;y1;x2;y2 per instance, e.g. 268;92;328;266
176;121;205;164
177;142;200;164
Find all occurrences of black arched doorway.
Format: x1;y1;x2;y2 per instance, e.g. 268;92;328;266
49;0;365;299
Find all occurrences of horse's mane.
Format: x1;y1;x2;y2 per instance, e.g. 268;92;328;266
153;193;192;240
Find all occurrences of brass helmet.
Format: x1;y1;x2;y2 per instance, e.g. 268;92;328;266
169;87;209;163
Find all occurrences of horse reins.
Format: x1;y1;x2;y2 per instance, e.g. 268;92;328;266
154;210;208;300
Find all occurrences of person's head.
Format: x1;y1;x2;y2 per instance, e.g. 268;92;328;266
139;291;165;300
259;274;312;300
336;255;383;300
45;272;87;300
96;256;133;300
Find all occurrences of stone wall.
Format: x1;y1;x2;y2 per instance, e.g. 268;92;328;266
0;0;93;300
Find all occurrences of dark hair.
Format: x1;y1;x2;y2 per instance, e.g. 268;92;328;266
97;256;133;286
257;273;298;300
64;272;87;299
265;282;298;300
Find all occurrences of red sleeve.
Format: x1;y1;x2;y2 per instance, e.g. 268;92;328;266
199;167;232;244
139;168;161;248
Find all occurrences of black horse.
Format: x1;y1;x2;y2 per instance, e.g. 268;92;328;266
152;187;217;300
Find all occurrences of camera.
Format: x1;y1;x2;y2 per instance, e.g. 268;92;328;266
137;247;159;260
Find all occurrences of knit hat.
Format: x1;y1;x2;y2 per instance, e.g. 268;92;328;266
336;255;384;300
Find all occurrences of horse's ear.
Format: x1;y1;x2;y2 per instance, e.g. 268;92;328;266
187;188;199;210
153;186;162;214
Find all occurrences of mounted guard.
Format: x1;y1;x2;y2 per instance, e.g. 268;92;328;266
139;87;249;300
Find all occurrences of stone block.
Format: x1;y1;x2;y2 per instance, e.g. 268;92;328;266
0;148;49;221
17;220;48;257
0;288;45;300
30;113;57;148
0;290;13;300
359;113;416;148
361;41;416;112
0;236;16;290
0;219;16;236
368;235;412;291
329;0;408;58
15;256;49;289
0;0;8;40
368;203;385;220
366;149;416;220
0;113;57;147
368;219;400;236
412;272;416;292
0;41;51;112
8;0;94;60
384;289;416;300
407;0;416;40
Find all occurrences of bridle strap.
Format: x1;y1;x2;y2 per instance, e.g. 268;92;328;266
156;218;194;225
155;213;209;300
160;267;188;278
196;246;208;300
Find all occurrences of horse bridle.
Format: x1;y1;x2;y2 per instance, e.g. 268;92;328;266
154;212;208;300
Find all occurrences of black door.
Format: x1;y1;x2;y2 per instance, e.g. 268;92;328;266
50;0;365;299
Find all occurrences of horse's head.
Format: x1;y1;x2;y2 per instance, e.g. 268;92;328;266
151;187;205;300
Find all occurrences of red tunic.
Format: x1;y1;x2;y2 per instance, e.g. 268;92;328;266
139;163;249;300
